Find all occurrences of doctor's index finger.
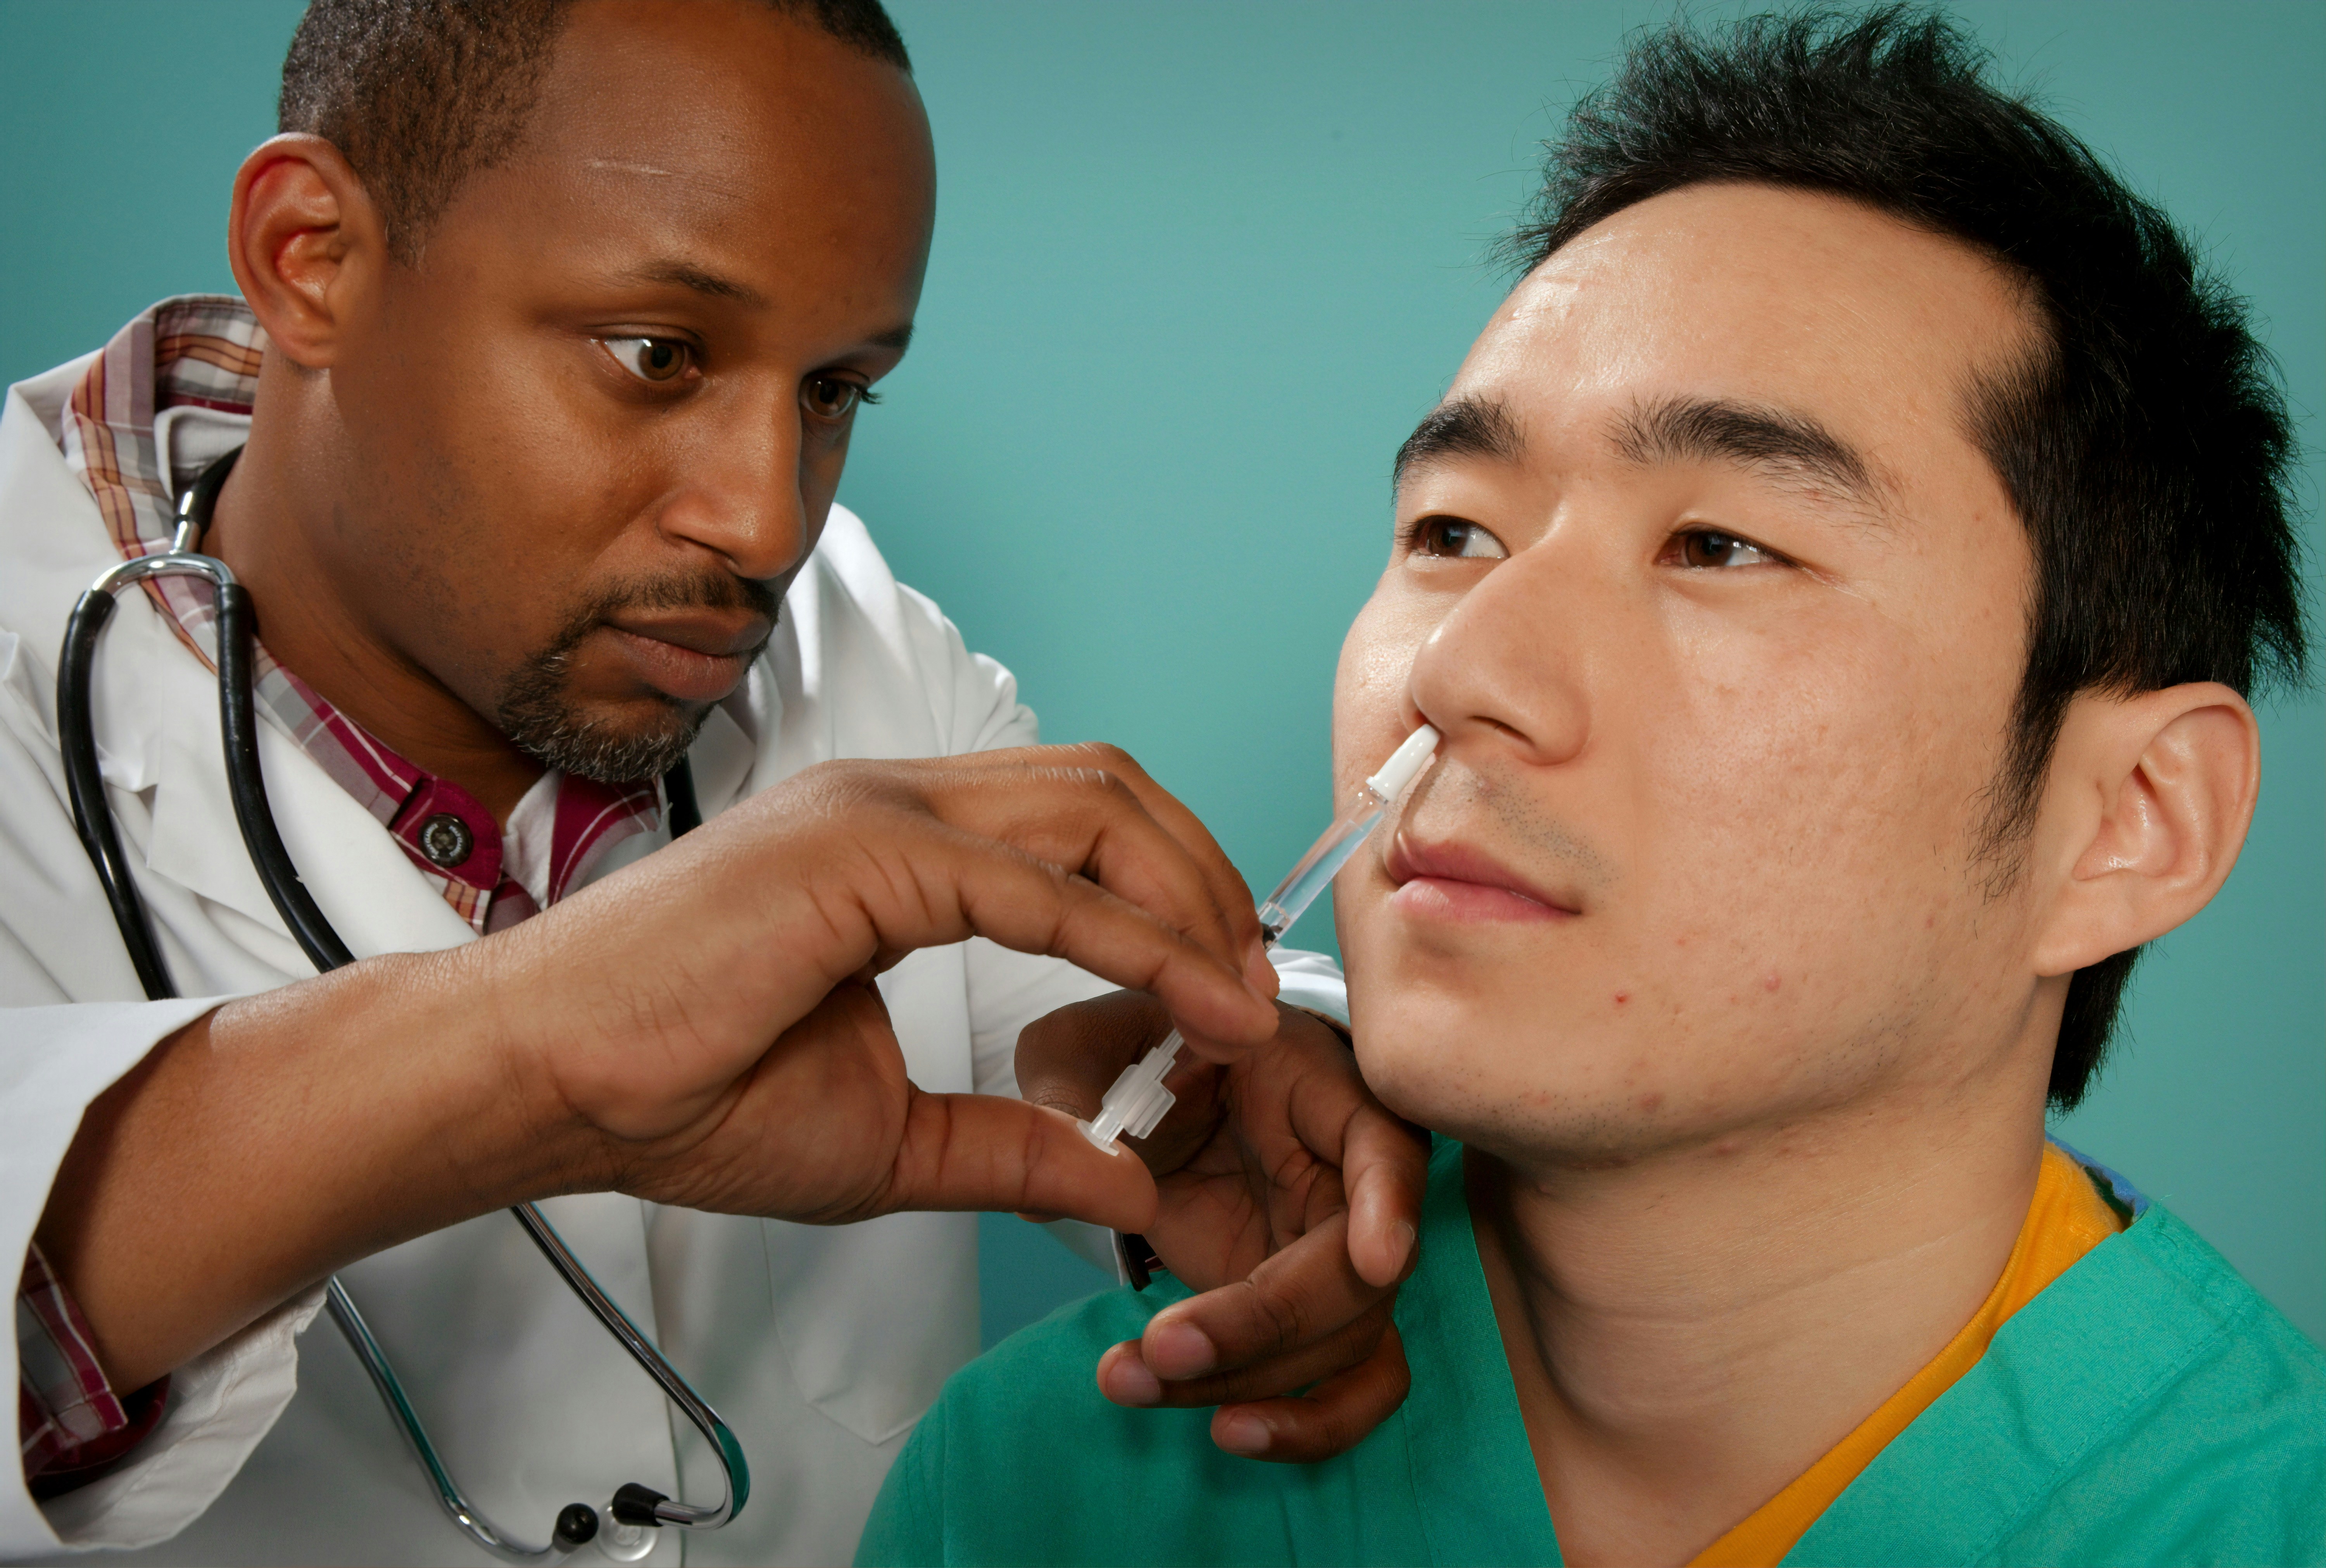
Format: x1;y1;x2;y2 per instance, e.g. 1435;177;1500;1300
1341;1104;1428;1290
690;762;1276;1048
927;823;1279;1049
1269;1044;1429;1289
919;746;1272;983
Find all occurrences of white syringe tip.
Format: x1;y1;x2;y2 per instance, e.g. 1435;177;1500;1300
1365;724;1441;802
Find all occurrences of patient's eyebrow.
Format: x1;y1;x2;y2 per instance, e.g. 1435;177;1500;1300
1394;395;1525;485
1611;396;1884;511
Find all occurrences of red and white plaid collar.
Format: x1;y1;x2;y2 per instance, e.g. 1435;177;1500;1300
58;296;661;934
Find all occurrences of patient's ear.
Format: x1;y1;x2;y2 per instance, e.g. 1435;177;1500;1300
2027;683;2260;978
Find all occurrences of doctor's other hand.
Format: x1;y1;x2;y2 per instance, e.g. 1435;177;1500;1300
1015;991;1427;1462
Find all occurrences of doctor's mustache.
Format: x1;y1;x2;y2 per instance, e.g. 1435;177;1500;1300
566;568;784;633
493;569;783;784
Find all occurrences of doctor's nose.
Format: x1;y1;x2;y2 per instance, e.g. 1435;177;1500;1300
658;410;814;583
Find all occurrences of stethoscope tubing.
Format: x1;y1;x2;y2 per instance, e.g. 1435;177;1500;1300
56;448;745;1561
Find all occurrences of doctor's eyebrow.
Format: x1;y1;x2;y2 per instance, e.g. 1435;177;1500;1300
618;262;914;353
629;260;768;307
1393;395;1525;485
1610;396;1887;512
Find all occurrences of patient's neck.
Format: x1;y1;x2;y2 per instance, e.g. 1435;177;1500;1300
1470;1044;2053;1568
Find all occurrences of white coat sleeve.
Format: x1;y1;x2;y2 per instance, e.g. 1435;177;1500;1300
0;646;324;1558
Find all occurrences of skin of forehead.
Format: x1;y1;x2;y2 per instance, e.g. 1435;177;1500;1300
469;0;936;305
1446;182;2040;524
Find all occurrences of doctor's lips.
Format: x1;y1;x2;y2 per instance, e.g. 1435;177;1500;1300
1385;838;1578;924
602;610;772;703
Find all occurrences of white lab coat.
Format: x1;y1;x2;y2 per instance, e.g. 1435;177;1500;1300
0;355;1344;1565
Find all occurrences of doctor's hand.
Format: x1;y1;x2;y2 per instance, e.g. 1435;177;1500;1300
502;747;1285;1230
43;746;1284;1394
1015;991;1427;1463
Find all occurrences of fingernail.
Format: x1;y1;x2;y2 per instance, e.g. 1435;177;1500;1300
1243;943;1279;1000
1394;1218;1419;1276
1146;1320;1218;1378
1100;1350;1162;1407
1216;1411;1273;1456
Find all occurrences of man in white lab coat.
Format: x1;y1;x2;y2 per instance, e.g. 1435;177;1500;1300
0;2;1424;1562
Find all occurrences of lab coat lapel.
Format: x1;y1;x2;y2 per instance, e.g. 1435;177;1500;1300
143;692;481;960
3;359;476;962
0;361;117;737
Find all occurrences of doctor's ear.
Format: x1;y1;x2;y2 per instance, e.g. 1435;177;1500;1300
226;133;389;371
2027;682;2260;978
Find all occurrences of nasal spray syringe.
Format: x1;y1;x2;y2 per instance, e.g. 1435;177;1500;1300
1080;724;1442;1152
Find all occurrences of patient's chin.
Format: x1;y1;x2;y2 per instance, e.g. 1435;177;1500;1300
1349;1037;1442;1133
1351;1025;1567;1152
1350;1008;1715;1167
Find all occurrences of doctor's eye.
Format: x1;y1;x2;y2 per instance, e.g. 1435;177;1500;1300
600;337;695;384
1664;528;1785;570
802;375;880;422
1408;516;1510;560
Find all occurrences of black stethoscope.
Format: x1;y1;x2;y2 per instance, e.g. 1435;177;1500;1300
59;447;744;1563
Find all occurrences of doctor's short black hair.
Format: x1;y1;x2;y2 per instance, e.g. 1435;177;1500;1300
277;0;910;265
1503;5;2308;1109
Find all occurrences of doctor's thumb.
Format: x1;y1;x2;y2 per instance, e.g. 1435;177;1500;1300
880;1090;1160;1234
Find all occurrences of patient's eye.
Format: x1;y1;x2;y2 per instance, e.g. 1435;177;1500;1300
1410;517;1510;560
601;336;695;384
1665;528;1782;569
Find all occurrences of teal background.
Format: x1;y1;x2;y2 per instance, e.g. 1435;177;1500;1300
1;2;2316;1349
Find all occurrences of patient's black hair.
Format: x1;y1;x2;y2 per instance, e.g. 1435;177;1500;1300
278;0;910;264
1503;5;2307;1108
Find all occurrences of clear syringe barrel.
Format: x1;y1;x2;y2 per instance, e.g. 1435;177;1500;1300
1254;796;1386;944
1080;724;1439;1151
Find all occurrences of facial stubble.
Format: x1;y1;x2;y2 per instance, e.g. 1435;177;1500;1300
494;573;778;783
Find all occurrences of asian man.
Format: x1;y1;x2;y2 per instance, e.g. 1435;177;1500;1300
858;9;2326;1565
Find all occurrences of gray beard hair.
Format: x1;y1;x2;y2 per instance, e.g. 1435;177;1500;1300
494;643;706;784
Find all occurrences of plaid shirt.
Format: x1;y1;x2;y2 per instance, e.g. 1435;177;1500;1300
19;297;666;1490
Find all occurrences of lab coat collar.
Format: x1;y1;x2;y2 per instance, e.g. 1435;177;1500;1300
0;360;476;959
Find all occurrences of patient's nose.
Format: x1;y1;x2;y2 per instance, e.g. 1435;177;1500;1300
1406;549;1591;770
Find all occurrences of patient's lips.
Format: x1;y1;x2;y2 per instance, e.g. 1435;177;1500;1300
1386;838;1577;925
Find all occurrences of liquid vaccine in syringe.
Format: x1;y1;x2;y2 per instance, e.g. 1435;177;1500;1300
1080;724;1441;1151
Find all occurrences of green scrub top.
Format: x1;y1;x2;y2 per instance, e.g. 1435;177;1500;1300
858;1139;2326;1567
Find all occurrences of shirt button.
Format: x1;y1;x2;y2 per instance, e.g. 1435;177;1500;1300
418;812;475;869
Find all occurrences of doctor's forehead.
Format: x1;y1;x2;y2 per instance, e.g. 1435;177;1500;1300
1417;183;2038;490
447;1;934;283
